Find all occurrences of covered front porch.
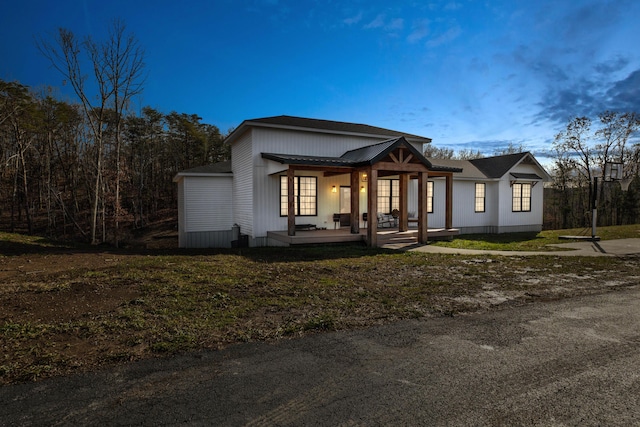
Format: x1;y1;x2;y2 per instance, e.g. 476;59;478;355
263;136;462;247
267;227;460;247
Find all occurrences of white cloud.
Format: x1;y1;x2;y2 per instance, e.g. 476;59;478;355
343;11;363;26
408;19;430;43
364;14;385;29
363;13;403;35
444;2;462;11
426;25;461;47
386;18;404;31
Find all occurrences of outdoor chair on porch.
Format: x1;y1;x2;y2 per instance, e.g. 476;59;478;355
377;212;396;228
333;213;350;229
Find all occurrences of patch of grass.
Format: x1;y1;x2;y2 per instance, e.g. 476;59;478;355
0;232;83;256
431;224;640;251
151;332;198;353
302;314;336;331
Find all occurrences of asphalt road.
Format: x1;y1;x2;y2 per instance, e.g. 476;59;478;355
3;286;640;426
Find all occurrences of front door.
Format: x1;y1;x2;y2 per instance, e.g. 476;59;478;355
340;186;351;213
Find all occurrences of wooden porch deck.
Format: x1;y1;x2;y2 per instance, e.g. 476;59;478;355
267;227;459;247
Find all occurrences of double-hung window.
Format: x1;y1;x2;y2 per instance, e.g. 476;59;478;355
377;179;400;213
427;181;434;213
512;182;531;212
475;183;485;213
378;179;433;214
280;176;317;216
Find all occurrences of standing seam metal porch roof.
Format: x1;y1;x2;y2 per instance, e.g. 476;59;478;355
510;172;543;180
261;137;462;173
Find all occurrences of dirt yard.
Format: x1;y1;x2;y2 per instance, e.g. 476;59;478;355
2;233;640;385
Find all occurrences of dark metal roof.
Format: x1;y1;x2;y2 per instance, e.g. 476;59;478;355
469;152;530;179
340;138;398;163
429;164;464;173
261;153;357;167
241;115;432;142
179;161;232;174
262;137;439;170
510;172;542;180
341;137;433;167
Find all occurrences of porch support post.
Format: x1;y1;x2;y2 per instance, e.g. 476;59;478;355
398;173;409;232
445;173;453;230
417;171;429;244
287;168;295;236
350;170;360;234
367;168;378;247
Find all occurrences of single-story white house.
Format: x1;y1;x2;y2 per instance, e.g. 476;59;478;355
174;116;551;248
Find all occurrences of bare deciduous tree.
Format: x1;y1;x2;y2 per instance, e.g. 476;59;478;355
104;20;145;247
38;20;145;245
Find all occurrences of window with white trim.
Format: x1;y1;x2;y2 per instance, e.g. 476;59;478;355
475;183;485;213
512;182;531;212
280;176;317;216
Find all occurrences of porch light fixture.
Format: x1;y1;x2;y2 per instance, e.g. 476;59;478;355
332;185;337;193
361;172;368;182
360;186;365;193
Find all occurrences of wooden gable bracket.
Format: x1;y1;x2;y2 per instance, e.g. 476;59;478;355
388;147;415;165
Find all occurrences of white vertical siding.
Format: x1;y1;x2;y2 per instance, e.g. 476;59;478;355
232;130;254;237
487;181;500;230
184;176;233;232
177;179;185;247
408;178;502;233
451;180;500;230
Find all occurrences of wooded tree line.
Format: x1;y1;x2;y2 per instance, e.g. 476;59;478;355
0;79;228;242
424;141;527;159
546;112;640;230
0;21;229;244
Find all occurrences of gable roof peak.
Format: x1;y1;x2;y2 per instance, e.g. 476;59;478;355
468;152;527;179
468;151;552;180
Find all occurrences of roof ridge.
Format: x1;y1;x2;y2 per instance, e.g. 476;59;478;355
244;115;432;142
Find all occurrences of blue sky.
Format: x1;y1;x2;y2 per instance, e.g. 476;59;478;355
2;0;640;161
